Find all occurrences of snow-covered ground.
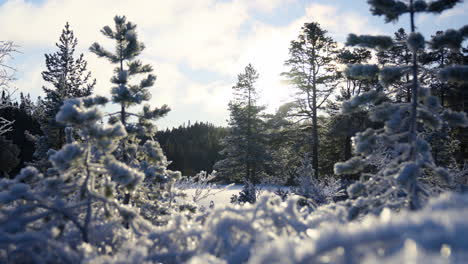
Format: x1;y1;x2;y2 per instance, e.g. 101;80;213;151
181;184;291;208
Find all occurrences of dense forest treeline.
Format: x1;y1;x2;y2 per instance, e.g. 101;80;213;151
156;122;227;176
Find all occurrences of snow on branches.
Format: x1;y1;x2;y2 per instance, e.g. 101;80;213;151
338;0;468;213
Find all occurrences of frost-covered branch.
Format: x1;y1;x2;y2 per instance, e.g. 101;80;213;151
177;171;234;204
0;116;14;136
0;41;17;89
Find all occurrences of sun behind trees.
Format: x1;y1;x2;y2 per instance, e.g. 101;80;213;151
282;22;340;178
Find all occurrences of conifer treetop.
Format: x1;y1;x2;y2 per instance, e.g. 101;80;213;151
42;22;95;99
90;15;169;125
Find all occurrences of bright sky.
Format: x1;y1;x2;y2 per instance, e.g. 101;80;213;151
1;0;467;129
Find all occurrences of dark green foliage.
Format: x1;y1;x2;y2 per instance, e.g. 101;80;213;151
346;34;394;50
0;136;20;177
427;0;463;13
430;27;468;51
423;124;460;167
316;117;343;177
214;64;270;184
0;95;42;175
156;122;227;176
367;0;463;22
42;23;95;99
231;182;257;204
263;103;306;184
420;32;468;165
264;104;347;182
326;47;381;177
367;0;408;22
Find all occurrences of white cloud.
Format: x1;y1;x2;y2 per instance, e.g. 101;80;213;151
13;63;43;98
243;0;294;14
417;2;468;29
304;3;383;39
0;0;401;128
144;0;250;73
436;1;468;21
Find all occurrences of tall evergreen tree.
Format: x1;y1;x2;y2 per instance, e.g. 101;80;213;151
90;15;171;205
329;47;378;163
40;22;96;150
376;28;413;103
214;64;269;184
282;22;339;178
421;32;466;107
90;15;169;130
418;31;466;165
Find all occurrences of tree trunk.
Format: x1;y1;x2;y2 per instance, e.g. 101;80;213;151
408;1;419;162
344;136;352;161
120;104;126;126
311;109;319;178
119;54;130;206
246;87;253;183
312;89;319;179
408;0;422;210
311;59;319;178
59;127;65;149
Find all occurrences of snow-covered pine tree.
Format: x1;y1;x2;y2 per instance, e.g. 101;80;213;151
214;64;269;197
282;22;339;178
90;15;174;206
0;84;191;262
0;96;151;262
90;15;169;129
39;23;96;152
335;0;468;211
